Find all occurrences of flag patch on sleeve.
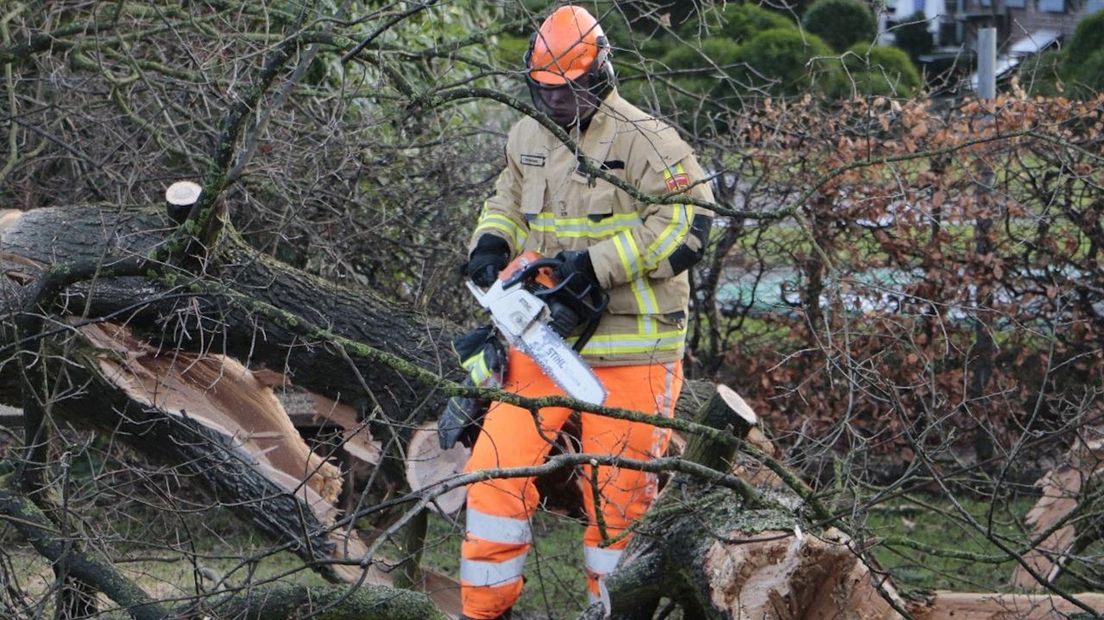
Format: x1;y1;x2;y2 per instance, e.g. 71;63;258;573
664;164;690;192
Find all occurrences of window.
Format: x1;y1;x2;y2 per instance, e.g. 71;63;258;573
1039;0;1064;12
1005;0;1025;8
1086;0;1104;13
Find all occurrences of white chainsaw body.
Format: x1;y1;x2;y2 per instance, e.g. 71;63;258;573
467;280;607;406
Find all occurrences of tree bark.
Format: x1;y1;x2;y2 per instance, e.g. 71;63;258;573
0;206;458;428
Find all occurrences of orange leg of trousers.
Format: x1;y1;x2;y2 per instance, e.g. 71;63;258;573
461;349;683;618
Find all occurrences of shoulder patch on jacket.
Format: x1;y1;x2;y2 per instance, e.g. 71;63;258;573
664;167;691;192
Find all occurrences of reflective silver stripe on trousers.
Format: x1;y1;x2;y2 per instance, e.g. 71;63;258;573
466;507;533;544
584;546;624;575
460;553;528;587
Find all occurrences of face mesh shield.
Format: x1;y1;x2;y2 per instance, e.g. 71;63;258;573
526;73;605;128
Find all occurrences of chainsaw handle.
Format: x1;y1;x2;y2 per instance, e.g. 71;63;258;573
500;257;562;290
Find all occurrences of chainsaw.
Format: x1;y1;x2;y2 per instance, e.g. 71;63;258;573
467;251;608;406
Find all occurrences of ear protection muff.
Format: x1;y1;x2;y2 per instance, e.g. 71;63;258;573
590;35;616;97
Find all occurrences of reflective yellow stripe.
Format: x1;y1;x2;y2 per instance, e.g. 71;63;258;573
475;209;528;248
646;204;691;268
576;327;686;356
612;233;637;282
612;233;660;317
647;163;691;268
632;277;659;319
529;212;641;239
462;352;492;384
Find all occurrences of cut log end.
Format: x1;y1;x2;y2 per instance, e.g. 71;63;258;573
405;421;469;515
682;384;760;469
716;384;757;428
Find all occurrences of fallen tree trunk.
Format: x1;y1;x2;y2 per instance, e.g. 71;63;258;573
6;205;1102;620
574;387;1104;620
1011;434;1104;589
0;204;714;616
0;206;458;433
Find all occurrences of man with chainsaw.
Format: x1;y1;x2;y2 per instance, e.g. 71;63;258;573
450;6;714;619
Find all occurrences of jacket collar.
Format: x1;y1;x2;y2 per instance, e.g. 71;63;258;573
575;90;624;156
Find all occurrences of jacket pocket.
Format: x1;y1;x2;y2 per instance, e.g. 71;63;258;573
521;176;546;216
585;172;627;221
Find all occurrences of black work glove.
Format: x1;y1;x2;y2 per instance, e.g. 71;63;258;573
552;250;607;351
553;250;600;295
438;326;507;450
465;235;510;287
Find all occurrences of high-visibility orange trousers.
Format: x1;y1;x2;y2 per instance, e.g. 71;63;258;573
460;349;683;619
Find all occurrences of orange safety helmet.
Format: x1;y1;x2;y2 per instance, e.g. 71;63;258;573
525;5;615;95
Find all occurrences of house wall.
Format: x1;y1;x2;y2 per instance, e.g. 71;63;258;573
885;0;1102;46
1005;0;1082;38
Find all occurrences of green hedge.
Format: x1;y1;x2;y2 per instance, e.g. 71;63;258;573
802;0;877;52
892;10;934;63
839;43;922;97
733;28;844;96
685;3;794;41
1061;10;1104;96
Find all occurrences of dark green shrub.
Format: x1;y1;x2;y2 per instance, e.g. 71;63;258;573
838;43;922;97
1059;10;1104;96
1017;48;1065;96
732;28;844;96
651;36;745;112
496;33;530;68
1064;47;1104;96
682;3;794;42
802;0;877;52
891;10;934;63
1061;9;1104;68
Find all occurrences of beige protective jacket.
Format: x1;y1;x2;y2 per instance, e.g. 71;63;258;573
469;91;715;366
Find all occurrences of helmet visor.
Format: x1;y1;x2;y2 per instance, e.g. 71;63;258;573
526;73;603;127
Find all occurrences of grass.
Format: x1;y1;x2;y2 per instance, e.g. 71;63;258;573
417;490;1104;616
862;494;1037;595
0;500;329;617
3;481;1097;619
419;508;590;619
411;492;1066;617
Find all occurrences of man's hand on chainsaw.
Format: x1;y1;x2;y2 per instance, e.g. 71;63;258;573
553;249;600;297
546;250;603;339
466;235;511;287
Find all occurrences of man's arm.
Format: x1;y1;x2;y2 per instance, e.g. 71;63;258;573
586;152;714;289
468;133;529;258
464;126;531;286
